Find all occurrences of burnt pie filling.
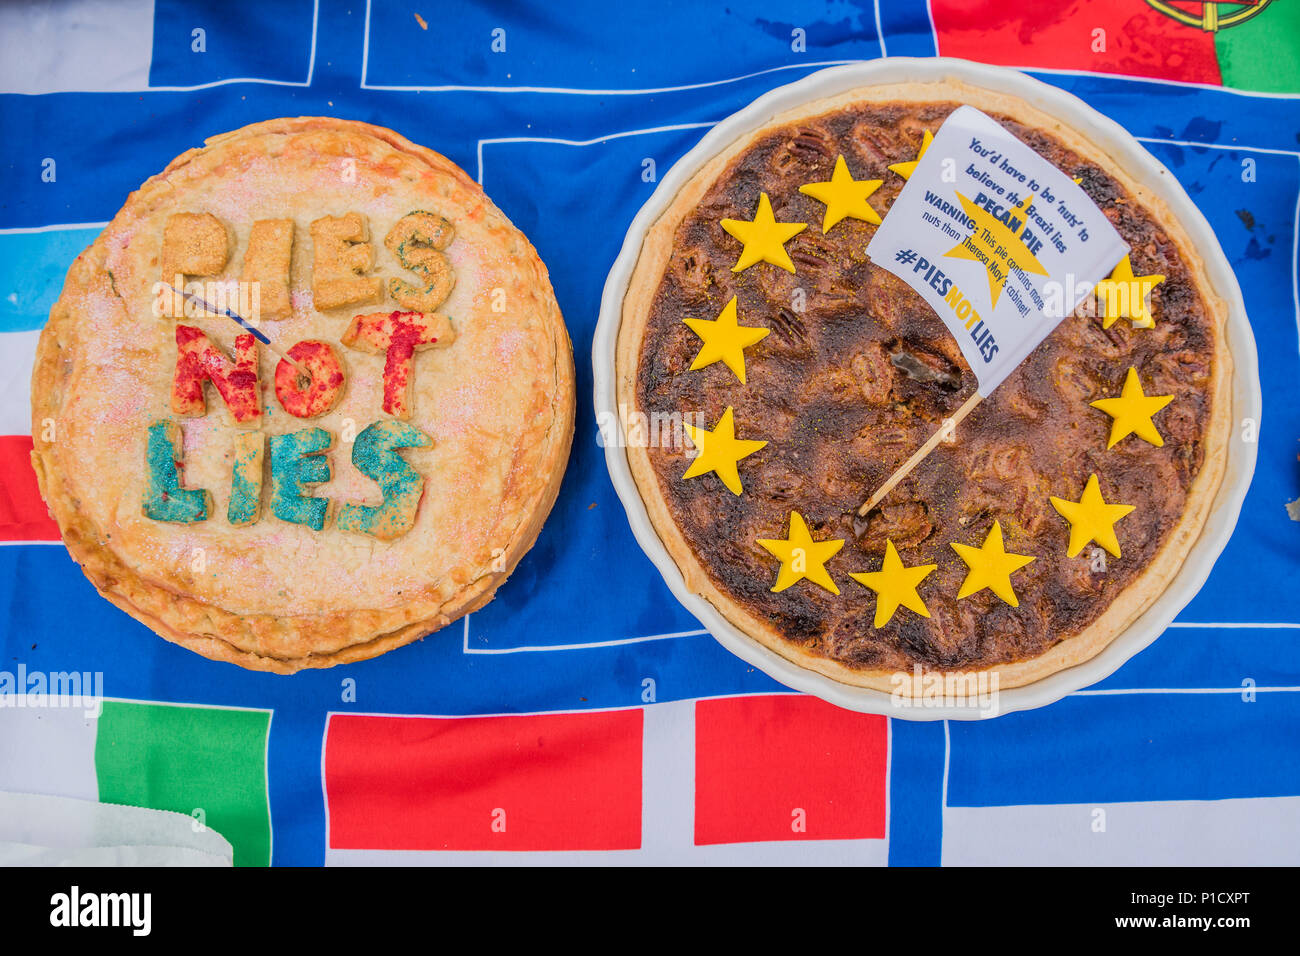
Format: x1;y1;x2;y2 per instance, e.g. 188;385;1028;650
635;102;1215;673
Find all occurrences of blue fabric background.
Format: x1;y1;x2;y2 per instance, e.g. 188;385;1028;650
0;0;1296;865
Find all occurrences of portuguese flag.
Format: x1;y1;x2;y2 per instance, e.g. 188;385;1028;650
0;696;272;866
932;0;1300;94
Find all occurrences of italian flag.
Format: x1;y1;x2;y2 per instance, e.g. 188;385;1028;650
0;696;272;866
932;0;1300;94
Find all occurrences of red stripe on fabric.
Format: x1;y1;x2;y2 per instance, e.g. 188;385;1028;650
325;709;643;851
694;695;887;845
0;436;59;541
931;0;1222;86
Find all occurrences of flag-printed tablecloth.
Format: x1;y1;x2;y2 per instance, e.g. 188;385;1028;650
1;1;1298;866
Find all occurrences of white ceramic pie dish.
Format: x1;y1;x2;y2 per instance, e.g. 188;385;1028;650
592;57;1260;719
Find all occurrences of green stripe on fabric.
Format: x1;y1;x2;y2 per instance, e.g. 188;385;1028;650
94;700;272;867
1215;1;1300;94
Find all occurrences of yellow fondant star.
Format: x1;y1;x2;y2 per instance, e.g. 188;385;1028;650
798;154;883;233
888;129;934;180
720;192;807;273
849;540;937;628
682;406;768;495
1049;474;1135;558
1096;255;1164;329
950;521;1036;608
682;296;769;384
946;190;1049;308
757;510;844;595
1090;367;1174;449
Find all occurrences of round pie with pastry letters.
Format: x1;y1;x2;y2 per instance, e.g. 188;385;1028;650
616;81;1231;692
31;117;575;673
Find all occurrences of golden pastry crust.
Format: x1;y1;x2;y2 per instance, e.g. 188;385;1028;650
31;117;575;673
616;81;1231;692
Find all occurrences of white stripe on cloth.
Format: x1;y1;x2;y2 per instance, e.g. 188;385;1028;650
0;697;100;801
0;330;40;436
0;0;154;95
943;797;1300;865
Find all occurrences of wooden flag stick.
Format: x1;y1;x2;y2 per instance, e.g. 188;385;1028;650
170;285;312;378
857;391;983;516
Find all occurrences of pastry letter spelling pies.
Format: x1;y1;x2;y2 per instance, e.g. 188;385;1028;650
31;118;575;672
615;82;1230;691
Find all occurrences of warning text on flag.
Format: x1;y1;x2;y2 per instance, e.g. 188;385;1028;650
867;106;1128;395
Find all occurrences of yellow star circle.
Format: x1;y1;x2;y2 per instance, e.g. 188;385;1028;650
798;154;883;233
699;131;1155;622
946;190;1049;308
682;296;769;384
950;521;1036;608
1096;255;1164;329
682;406;768;495
849;540;937;627
720;192;807;273
757;510;844;595
1090;367;1174;449
1050;474;1135;558
888;129;934;181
